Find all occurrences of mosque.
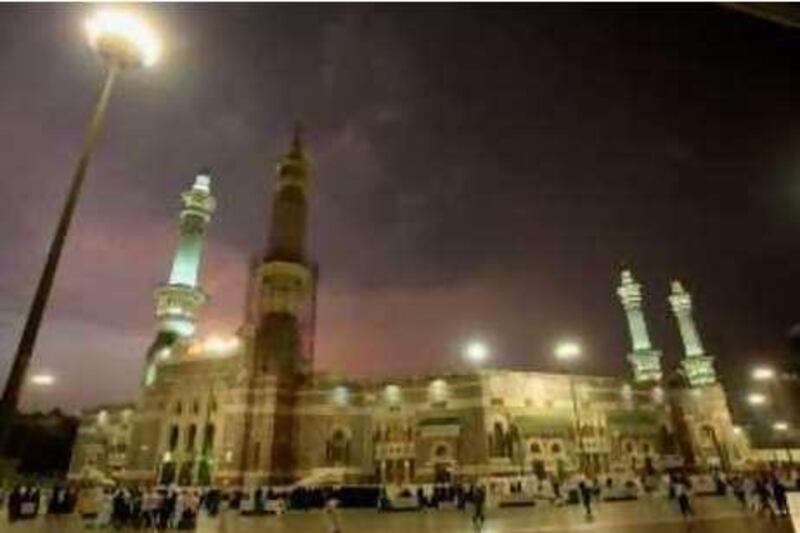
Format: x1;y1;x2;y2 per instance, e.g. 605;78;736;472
69;133;749;487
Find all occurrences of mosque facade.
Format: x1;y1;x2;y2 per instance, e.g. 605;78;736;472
69;134;749;487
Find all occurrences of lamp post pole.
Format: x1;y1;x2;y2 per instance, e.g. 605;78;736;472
0;64;118;440
554;341;586;476
0;10;159;447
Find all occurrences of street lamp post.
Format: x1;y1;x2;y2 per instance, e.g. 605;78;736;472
554;341;586;476
0;10;160;442
751;365;793;466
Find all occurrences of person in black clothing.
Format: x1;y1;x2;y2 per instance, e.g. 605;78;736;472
755;477;776;520
472;485;486;530
7;486;21;523
674;479;692;520
578;481;593;518
731;476;747;509
771;475;788;516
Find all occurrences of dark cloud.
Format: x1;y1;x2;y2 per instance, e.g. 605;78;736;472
1;5;799;410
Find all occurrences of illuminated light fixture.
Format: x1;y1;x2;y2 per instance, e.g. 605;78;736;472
85;9;160;68
203;335;241;355
463;340;489;363
747;392;767;406
384;384;401;404
751;367;775;381
30;373;55;386
429;379;448;402
331;385;350;406
732;426;743;435
554;341;581;362
773;421;789;432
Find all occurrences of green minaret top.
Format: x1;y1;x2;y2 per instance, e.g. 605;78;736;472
669;279;717;387
617;269;663;383
168;171;217;286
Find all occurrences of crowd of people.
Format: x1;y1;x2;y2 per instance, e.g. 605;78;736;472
0;467;795;529
3;484;222;529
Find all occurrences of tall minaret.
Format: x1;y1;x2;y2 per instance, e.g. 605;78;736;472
144;171;216;385
617;269;662;383
668;280;717;387
253;131;315;376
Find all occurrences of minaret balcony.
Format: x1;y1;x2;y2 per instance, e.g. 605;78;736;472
154;284;207;335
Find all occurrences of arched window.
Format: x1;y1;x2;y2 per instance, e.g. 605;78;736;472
329;429;350;465
185;424;197;453
202;424;215;454
530;442;542;454
174;401;183;415
550;443;561;454
508;425;521;457
491;422;506;457
435;444;449;459
168;425;180;451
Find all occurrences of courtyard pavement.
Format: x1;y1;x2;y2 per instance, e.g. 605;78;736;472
0;496;795;532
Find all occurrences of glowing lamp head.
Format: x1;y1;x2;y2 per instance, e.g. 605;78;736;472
773;421;789;432
751;367;775;381
85;10;160;68
554;341;581;362
747;392;767;406
30;373;55;386
464;341;489;364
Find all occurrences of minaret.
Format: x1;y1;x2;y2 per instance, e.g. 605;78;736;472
144;171;216;385
668;280;717;387
617;269;662;383
253;131;315;376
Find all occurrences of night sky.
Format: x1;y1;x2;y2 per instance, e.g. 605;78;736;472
1;4;799;411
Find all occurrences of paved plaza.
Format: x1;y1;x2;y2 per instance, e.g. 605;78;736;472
0;497;795;532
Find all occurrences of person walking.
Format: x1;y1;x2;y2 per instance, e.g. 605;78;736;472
674;478;693;520
94;487;114;529
471;484;486;531
731;476;747;509
578;480;593;518
771;475;789;517
324;495;343;533
754;477;776;520
141;488;158;529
